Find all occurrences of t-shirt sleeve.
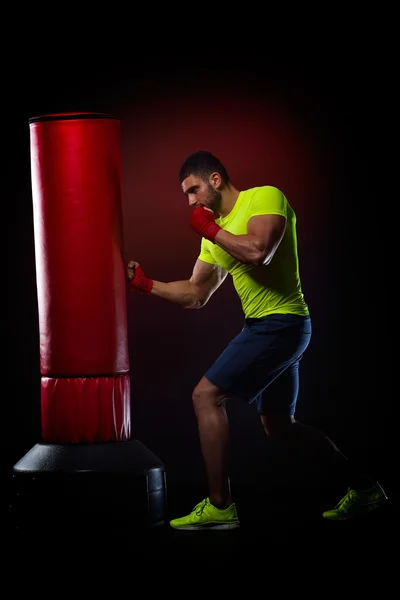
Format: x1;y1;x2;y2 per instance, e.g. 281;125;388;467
198;237;218;264
251;186;287;218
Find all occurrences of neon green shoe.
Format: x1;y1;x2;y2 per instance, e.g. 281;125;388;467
322;483;389;520
170;498;240;530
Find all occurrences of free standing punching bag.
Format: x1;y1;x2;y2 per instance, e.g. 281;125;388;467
32;111;130;443
12;113;166;530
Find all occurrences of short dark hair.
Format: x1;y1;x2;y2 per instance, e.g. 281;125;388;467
178;150;230;184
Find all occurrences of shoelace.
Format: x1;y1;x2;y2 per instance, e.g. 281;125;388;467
335;488;357;510
194;499;208;516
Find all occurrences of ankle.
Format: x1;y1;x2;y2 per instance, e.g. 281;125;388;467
209;497;232;510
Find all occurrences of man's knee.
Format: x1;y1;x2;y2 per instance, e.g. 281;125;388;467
192;376;227;411
260;413;296;439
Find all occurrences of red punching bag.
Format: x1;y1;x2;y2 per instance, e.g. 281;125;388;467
11;112;166;531
29;112;131;443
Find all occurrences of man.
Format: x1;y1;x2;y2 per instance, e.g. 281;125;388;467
126;150;388;530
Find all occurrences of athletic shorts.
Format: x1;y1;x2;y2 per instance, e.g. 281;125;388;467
205;313;312;416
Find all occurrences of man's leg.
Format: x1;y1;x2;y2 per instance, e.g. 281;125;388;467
169;374;240;530
191;375;232;508
257;365;389;519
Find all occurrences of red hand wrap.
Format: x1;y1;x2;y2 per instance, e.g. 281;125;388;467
130;264;153;293
189;206;222;243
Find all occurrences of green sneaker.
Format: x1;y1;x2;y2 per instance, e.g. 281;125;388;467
170;498;240;530
322;483;389;520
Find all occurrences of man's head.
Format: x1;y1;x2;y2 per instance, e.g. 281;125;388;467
179;150;231;212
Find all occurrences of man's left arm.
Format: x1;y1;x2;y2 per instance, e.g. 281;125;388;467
189;184;287;266
214;213;286;266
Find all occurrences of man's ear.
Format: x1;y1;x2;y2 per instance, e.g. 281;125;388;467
210;172;222;188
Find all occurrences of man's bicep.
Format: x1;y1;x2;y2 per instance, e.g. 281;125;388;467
247;214;286;248
190;259;227;296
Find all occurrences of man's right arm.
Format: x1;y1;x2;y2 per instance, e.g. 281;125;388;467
127;259;228;309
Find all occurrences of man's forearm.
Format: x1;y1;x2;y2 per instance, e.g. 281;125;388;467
151;280;203;308
214;230;266;265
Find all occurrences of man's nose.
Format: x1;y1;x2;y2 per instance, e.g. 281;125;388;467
188;196;197;206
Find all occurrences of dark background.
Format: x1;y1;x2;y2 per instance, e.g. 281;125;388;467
4;52;395;501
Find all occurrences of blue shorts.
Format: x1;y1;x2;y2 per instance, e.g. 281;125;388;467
205;313;312;416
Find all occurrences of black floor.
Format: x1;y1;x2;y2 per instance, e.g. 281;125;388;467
7;469;397;563
6;437;397;572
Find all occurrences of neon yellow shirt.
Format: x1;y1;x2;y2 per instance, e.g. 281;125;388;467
198;186;309;318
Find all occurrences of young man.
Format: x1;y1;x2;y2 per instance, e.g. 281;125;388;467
127;150;388;530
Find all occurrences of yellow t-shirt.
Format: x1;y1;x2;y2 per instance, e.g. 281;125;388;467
198;186;309;318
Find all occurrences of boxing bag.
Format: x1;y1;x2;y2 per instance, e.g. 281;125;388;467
29;112;131;443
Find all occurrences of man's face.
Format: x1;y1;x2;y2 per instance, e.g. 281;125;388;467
181;174;222;213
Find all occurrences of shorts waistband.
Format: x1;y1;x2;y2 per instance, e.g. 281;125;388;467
245;313;310;325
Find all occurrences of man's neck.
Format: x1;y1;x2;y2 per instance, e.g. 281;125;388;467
219;185;240;217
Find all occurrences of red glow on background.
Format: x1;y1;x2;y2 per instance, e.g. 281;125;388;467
118;88;339;423
120;91;326;274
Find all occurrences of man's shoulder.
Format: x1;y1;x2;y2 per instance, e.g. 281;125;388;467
241;185;285;200
242;185;282;194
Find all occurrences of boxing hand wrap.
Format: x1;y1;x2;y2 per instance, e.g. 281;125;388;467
189;206;222;243
130;264;154;293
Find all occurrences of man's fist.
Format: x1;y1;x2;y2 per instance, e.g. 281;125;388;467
189;206;222;243
126;260;153;293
